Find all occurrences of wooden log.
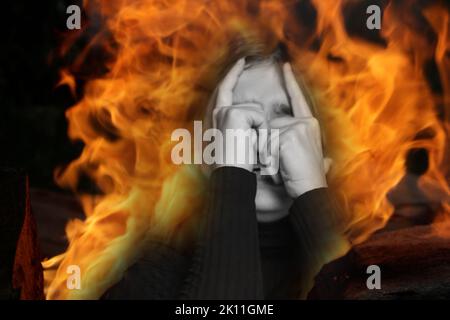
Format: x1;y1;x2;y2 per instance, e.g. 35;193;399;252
0;168;44;300
309;224;450;299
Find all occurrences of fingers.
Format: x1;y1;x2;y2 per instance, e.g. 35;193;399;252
269;116;303;130
283;63;313;118
273;118;323;160
242;106;267;129
269;117;319;145
259;129;279;179
269;112;324;164
269;117;320;132
213;103;269;172
216;58;246;108
213;103;267;129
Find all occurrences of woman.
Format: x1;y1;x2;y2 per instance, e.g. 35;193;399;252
102;47;349;300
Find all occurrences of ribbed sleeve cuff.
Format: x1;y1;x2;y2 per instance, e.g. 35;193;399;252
288;188;350;298
184;167;264;299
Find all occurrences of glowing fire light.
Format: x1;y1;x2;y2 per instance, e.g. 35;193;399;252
43;0;449;299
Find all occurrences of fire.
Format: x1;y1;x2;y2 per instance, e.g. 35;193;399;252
57;69;77;97
43;0;449;299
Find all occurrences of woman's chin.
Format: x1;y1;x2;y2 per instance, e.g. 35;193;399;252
255;177;293;222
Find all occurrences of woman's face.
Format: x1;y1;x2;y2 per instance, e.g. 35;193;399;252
232;59;294;222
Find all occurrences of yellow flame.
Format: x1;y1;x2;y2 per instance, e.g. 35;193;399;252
43;0;449;299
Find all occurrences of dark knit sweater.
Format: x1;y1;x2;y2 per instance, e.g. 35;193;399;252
102;167;348;300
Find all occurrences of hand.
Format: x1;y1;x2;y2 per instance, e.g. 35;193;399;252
269;63;332;198
212;58;267;172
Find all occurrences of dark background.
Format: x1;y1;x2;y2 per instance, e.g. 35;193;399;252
0;0;445;191
0;1;83;190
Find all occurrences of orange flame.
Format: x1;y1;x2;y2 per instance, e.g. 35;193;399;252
57;69;77;97
43;0;449;299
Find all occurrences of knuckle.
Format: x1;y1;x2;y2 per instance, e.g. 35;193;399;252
223;107;242;123
283;129;298;142
226;107;241;117
294;122;308;133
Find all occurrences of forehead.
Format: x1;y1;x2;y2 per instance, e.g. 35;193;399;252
232;61;289;106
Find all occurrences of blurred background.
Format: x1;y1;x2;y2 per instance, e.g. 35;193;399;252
0;1;83;190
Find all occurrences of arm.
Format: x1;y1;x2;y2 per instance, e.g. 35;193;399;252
275;63;350;299
181;166;264;299
288;187;350;299
180;58;267;299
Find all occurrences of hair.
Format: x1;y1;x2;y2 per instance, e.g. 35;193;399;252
201;37;319;139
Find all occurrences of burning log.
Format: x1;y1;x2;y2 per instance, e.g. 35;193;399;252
310;150;450;300
309;224;450;299
0;169;44;300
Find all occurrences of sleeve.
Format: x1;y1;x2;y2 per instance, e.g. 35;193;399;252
180;166;264;299
101;240;191;300
288;187;351;299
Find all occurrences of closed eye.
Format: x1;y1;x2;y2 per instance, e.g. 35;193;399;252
273;103;292;116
